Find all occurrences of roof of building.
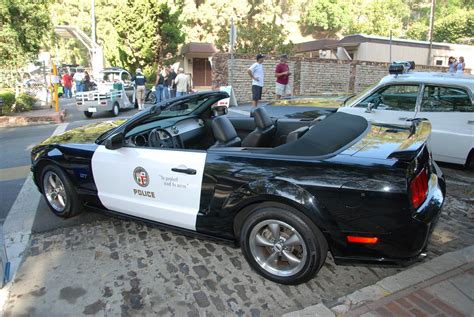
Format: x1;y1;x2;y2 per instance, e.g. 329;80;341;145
180;42;218;55
294;39;339;53
295;34;474;53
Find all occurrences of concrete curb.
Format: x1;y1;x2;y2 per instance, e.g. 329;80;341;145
0;109;67;128
283;245;474;317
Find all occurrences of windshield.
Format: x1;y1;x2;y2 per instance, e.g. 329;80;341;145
344;83;378;105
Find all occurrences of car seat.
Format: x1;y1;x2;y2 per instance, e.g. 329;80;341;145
209;116;241;149
242;107;276;147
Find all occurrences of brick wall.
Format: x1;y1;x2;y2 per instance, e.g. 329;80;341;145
211;54;449;102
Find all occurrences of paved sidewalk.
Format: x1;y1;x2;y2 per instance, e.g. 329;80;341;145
285;246;474;317
0;107;66;128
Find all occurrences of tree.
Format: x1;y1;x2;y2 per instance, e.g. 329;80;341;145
300;0;351;37
114;0;185;72
433;9;474;44
0;0;51;67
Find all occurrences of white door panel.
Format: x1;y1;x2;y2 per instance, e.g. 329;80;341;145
418;112;474;165
91;145;206;230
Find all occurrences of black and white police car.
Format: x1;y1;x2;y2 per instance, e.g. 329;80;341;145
31;91;445;284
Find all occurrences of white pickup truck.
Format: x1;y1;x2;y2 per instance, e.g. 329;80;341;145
76;67;136;118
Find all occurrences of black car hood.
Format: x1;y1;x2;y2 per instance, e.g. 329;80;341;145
39;120;125;146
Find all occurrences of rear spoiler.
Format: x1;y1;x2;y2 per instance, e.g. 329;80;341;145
388;119;431;161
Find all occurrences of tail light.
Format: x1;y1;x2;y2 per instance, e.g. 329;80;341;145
410;168;428;209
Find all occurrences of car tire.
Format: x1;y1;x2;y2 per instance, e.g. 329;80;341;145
240;203;328;284
40;164;84;218
84;111;93;118
146;91;156;104
111;102;120;117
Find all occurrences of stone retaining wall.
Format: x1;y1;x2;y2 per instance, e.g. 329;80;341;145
211;53;449;102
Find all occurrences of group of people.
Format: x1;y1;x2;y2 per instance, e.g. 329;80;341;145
60;67;92;99
448;56;465;73
247;53;292;107
131;65;192;110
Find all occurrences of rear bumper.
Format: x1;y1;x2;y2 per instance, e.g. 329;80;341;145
77;102;113;113
332;161;445;265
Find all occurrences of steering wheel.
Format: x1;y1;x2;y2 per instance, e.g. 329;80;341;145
148;128;175;148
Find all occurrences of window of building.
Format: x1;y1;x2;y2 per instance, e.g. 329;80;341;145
435;60;443;66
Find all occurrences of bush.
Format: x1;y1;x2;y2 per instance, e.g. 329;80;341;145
0;91;15;115
14;93;36;112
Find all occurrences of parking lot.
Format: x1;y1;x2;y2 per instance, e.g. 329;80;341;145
2;165;472;316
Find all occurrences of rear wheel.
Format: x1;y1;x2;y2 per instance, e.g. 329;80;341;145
111;102;120;117
146;91;156;104
83;111;93;118
41;164;83;218
240;204;327;284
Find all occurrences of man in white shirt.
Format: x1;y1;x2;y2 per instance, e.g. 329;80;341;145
174;68;189;97
73;68;85;93
247;54;265;107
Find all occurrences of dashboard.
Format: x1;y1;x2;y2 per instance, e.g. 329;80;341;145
125;117;206;148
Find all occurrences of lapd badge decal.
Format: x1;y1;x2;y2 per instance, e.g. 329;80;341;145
133;167;149;187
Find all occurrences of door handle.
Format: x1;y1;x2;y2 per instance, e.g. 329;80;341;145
468;120;474;125
171;167;196;175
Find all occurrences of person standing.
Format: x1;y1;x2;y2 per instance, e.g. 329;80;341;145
163;66;171;100
61;71;73;98
275;54;291;99
456;56;465;73
132;68;147;110
448;57;456;73
154;65;165;104
169;67;177;98
247;54;265;107
174;68;189;97
73;68;85;93
83;71;91;92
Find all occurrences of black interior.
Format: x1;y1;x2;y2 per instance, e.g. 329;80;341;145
122;100;368;158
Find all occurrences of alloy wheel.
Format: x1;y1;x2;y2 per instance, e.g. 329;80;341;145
249;219;308;277
43;171;68;212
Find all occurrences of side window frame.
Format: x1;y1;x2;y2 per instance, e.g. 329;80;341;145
355;83;421;112
419;83;474;113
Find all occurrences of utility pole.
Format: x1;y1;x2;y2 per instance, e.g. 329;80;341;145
91;0;96;46
427;0;436;65
389;30;392;63
229;17;236;89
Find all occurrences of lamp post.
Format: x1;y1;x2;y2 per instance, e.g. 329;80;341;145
427;0;436;65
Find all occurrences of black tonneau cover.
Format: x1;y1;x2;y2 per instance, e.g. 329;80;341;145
265;112;368;156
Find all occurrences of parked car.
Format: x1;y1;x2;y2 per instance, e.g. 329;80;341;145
76;67;136;118
31;91;445;284
338;64;474;167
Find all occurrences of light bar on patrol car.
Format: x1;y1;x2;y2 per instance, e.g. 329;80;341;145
389;61;415;75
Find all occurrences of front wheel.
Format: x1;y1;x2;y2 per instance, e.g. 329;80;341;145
83;111;93;118
240;204;327;284
41;164;84;218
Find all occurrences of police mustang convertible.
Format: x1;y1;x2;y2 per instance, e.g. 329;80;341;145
31;91;445;284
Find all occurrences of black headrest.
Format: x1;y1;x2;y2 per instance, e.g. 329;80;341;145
212;116;238;143
253;107;273;129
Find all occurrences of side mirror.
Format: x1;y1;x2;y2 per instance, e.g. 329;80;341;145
366;102;375;113
104;132;124;150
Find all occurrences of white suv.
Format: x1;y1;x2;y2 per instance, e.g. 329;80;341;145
338;69;474;167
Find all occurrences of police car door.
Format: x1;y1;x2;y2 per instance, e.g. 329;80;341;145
91;145;206;231
340;84;419;127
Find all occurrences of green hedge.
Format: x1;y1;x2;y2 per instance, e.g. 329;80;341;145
0;91;37;115
0;91;15;115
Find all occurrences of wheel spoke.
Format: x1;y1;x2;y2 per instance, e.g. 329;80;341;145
283;233;301;247
268;223;280;241
57;193;66;207
48;175;57;188
255;233;273;247
264;252;279;267
282;250;301;267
